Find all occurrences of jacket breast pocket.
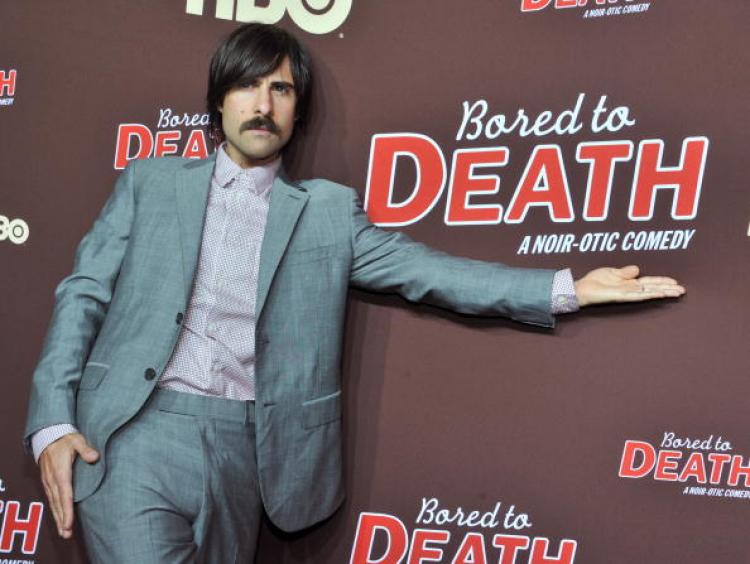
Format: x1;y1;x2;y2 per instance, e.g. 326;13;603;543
301;390;342;429
78;362;109;391
283;244;335;266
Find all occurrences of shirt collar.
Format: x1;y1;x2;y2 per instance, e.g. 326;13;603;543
213;143;281;196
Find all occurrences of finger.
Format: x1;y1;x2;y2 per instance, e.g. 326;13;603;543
50;466;73;536
47;451;75;537
59;478;75;538
70;435;100;463
639;282;686;295
637;275;681;286
53;459;74;534
40;478;61;533
618;288;684;302
616;265;640;279
40;461;62;530
46;472;64;533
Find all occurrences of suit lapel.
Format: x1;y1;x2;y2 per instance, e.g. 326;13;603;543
256;173;309;319
175;154;216;297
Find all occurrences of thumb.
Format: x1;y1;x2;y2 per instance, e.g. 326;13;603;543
617;265;640;279
70;434;100;464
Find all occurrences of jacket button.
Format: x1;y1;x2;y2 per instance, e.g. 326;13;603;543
176;312;184;324
144;368;157;381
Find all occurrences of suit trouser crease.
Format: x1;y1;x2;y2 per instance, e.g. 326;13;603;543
76;389;262;564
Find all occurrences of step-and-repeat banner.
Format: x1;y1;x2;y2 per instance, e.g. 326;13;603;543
1;1;748;562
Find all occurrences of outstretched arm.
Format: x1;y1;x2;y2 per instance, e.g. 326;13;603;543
349;191;556;326
348;191;684;320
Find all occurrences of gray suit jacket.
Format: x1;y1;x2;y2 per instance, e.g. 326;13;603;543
24;153;555;532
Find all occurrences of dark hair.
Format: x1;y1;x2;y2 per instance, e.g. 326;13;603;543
206;23;312;145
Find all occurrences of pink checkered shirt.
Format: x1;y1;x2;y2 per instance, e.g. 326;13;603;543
31;147;578;461
156;146;278;399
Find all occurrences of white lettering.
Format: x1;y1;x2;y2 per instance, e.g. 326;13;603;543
456;94;585;141
416;497;502;529
186;0;353;34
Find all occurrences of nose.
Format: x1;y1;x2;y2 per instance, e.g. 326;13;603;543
255;85;273;116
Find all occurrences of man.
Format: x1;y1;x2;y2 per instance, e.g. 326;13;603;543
24;23;684;563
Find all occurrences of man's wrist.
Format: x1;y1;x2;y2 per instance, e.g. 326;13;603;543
551;268;580;314
31;424;79;464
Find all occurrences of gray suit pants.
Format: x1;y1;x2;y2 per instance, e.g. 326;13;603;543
76;389;262;563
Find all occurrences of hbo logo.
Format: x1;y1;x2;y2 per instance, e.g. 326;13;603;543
186;0;353;34
0;215;30;245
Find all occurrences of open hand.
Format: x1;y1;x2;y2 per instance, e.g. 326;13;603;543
574;265;685;307
39;433;99;539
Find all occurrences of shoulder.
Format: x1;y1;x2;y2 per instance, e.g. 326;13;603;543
127;155;197;175
297;178;358;202
124;155;211;185
119;156;213;203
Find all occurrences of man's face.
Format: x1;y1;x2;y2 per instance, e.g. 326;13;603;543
218;56;297;168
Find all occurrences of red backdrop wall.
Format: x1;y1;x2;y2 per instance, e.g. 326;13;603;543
1;1;748;562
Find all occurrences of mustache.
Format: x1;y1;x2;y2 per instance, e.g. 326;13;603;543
240;116;280;135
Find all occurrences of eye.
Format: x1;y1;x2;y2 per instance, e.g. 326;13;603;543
272;83;293;95
237;79;259;89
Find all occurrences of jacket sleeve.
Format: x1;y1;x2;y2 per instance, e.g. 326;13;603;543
24;161;137;448
348;190;556;327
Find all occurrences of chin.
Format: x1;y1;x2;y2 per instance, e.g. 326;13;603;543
246;150;281;165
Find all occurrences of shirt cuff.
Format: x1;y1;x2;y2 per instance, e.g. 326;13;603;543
550;268;579;315
31;424;79;464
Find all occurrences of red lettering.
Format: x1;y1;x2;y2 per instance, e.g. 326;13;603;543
521;0;552;11
577;141;633;220
678;452;707;483
0;69;17;97
707;453;732;484
408;529;450;563
154;130;181;157
505;146;573;223
554;0;578;7
365;133;446;226
618;440;656;478
445;147;507;225
183;129;209;159
114;123;154;170
654;450;682;481
0;501;44;554
350;512;408;564
629;137;709;220
727;455;750;488
452;532;488;564
530;538;578;564
492;534;530;564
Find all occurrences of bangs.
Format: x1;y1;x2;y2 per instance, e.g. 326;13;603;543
222;31;288;88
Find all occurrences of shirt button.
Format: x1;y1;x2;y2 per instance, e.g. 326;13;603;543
144;368;157;381
176;312;184;324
